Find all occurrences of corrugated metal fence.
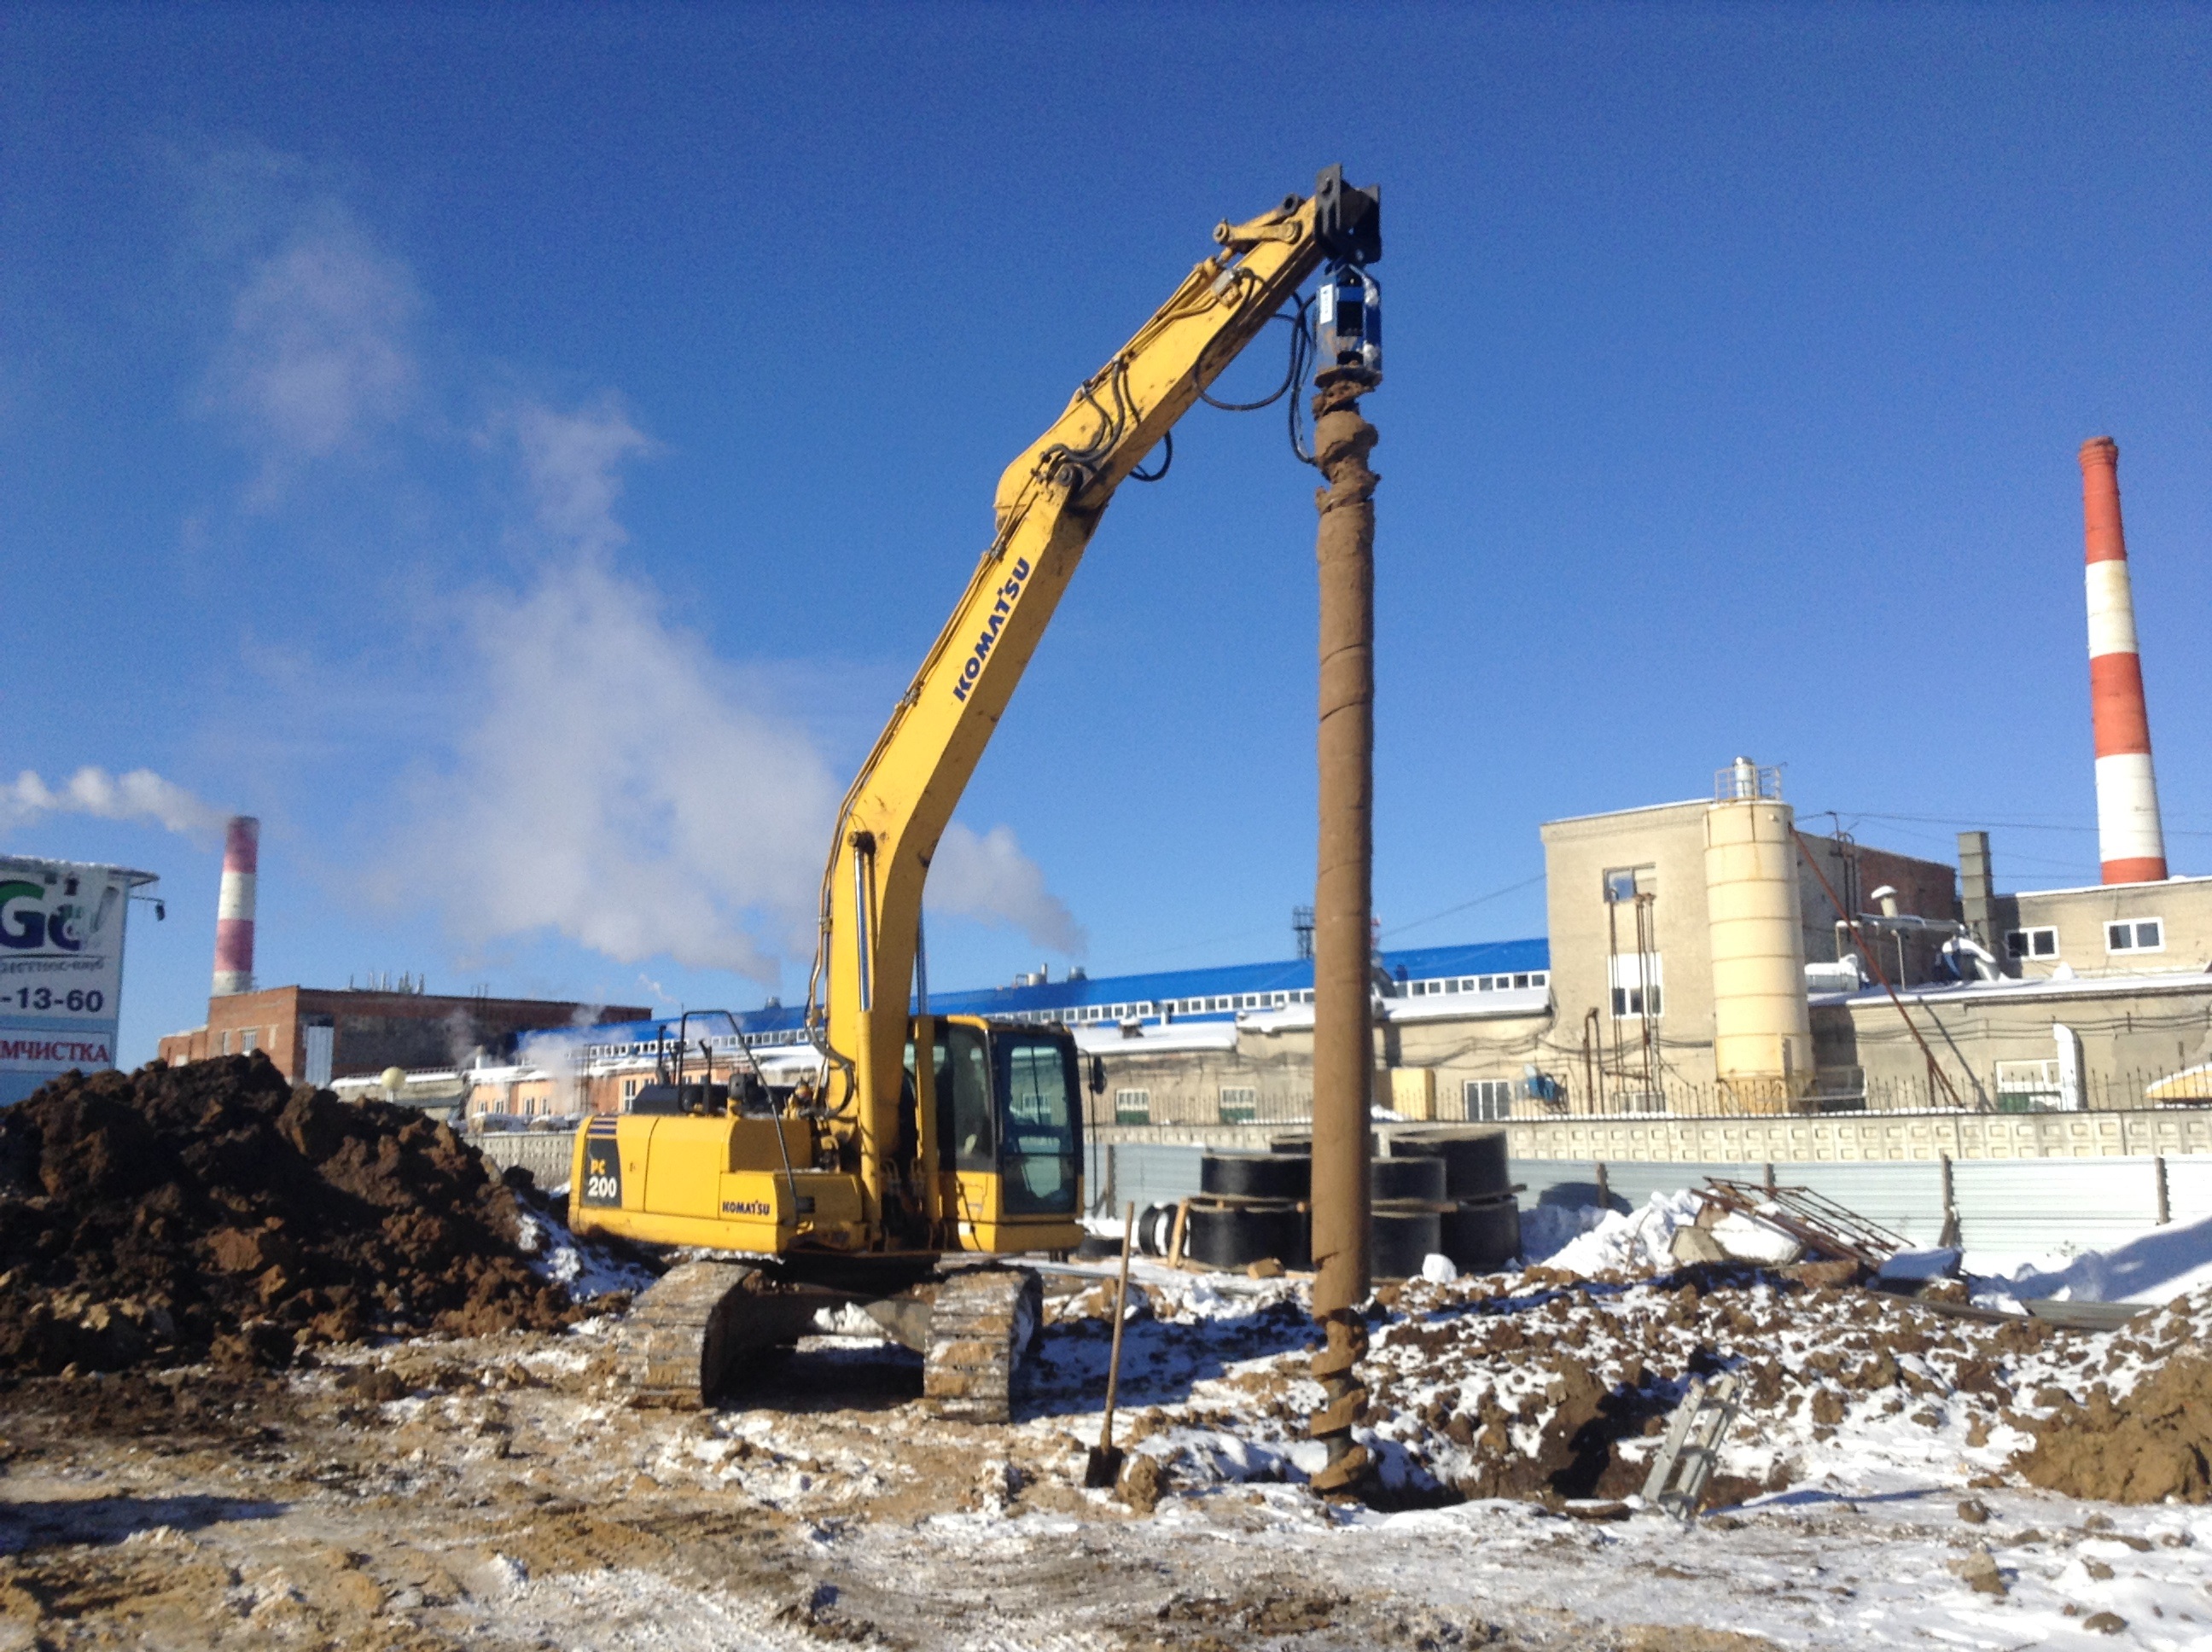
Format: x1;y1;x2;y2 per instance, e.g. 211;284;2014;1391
469;1132;1115;1210
467;1129;2211;1258
1084;1143;2207;1256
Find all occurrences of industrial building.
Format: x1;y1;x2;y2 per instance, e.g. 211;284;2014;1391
469;433;2211;1143
158;980;648;1090
158;817;647;1087
460;772;2212;1134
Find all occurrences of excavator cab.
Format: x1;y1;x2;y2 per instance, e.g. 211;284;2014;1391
906;1015;1084;1255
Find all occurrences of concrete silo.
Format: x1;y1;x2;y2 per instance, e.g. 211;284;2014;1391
1704;759;1812;1112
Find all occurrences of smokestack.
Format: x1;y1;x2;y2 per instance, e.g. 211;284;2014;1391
2079;438;2167;884
211;816;259;997
1957;831;1994;946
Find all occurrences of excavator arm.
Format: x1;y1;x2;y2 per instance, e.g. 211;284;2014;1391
810;167;1381;1238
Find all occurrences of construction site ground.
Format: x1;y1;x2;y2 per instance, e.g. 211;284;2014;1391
5;1248;2210;1652
4;1064;2209;1648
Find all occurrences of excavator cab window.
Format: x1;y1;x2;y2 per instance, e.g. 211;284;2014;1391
934;1023;995;1173
993;1032;1080;1216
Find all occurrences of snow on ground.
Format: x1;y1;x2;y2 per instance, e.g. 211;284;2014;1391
1976;1211;2212;1306
8;1199;2212;1649
1537;1190;1706;1275
513;1189;661;1300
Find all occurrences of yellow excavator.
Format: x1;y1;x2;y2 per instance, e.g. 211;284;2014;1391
568;166;1382;1419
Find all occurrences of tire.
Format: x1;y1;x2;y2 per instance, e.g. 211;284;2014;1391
1185;1205;1304;1270
1439;1197;1522;1271
1202;1151;1310;1201
1370;1210;1443;1281
1370;1155;1447;1203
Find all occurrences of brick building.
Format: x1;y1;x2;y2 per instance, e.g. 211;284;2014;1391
159;986;649;1088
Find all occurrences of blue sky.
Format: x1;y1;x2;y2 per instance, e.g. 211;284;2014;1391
5;4;2209;1065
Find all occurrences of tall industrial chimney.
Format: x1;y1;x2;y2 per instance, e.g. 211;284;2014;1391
211;816;259;997
2079;438;2167;884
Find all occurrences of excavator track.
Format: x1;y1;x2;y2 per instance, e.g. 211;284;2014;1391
615;1259;824;1408
922;1265;1042;1424
617;1259;1043;1418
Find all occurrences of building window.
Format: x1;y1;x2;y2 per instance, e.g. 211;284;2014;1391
2005;928;2058;960
1609;953;1663;1018
1464;1079;1513;1121
1218;1086;1257;1124
1530;971;1548;986
622;1077;640;1102
1604;865;1655;903
2106;918;2163;954
240;1027;258;1054
1114;1088;1150;1125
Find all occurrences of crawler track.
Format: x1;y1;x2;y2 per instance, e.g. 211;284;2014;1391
615;1260;821;1407
922;1266;1042;1423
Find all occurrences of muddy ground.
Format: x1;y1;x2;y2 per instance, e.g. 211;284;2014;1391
7;1064;2207;1645
3;1305;2208;1652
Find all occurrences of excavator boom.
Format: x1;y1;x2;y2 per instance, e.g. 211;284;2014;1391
815;168;1380;1239
573;168;1379;1418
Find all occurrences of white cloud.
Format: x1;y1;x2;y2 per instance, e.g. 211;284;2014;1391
380;553;839;985
511;397;655;558
374;393;1086;985
211;210;417;496
928;822;1088;958
2;767;228;843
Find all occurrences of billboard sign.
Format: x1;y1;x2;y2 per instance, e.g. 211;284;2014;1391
0;856;157;1107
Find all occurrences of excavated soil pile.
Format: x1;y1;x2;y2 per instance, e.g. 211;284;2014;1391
1346;1266;2061;1503
1106;1262;2212;1509
2014;1291;2212;1504
0;1053;577;1375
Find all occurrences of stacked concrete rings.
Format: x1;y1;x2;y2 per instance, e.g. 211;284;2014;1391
1394;1126;1520;1272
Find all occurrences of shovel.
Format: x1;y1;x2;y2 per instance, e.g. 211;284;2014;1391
1084;1201;1137;1489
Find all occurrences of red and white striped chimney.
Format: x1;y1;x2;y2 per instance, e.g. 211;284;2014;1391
211;816;259;997
2080;437;2167;885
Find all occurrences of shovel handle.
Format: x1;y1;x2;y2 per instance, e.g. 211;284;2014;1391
1099;1200;1135;1453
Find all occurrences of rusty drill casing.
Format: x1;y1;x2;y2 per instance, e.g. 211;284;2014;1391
1307;364;1379;1496
1309;364;1379;1318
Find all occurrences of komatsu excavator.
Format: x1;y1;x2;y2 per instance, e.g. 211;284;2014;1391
568;166;1382;1420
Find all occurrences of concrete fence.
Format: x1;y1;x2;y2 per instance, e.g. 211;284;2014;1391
1097;1105;2212;1164
469;1130;578;1188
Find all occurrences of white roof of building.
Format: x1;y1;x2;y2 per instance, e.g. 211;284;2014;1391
1812;968;2212;1010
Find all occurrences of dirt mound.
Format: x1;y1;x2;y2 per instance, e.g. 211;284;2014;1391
0;1054;578;1374
2015;1297;2212;1504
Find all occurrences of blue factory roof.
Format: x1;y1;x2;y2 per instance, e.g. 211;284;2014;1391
562;936;1550;1054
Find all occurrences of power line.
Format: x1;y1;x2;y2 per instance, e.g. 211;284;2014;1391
1831;809;2212;840
1379;872;1546;941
